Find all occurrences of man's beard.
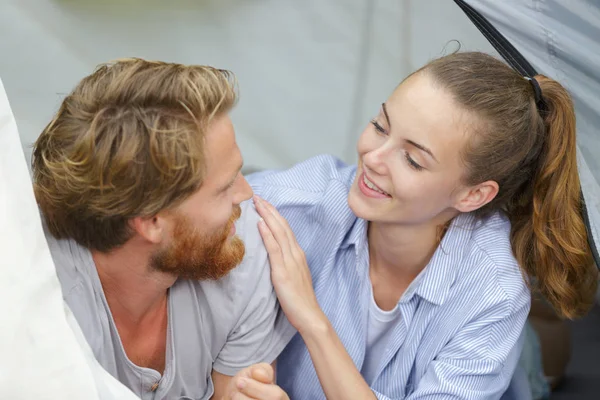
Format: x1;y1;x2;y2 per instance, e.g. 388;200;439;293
150;205;245;280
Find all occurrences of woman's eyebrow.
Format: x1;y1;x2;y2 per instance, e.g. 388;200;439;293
406;139;438;163
382;103;391;127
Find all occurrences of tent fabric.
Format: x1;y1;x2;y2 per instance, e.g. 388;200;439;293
464;0;600;266
0;0;547;169
0;77;139;400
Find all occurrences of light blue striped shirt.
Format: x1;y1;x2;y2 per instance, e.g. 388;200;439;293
247;155;530;400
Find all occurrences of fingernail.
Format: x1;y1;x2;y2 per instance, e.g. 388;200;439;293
237;378;247;389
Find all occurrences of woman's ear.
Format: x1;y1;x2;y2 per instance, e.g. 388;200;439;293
454;180;499;213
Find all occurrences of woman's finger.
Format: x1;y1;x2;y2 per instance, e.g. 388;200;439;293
258;198;297;245
238;378;288;400
254;196;303;258
254;197;293;256
258;220;293;290
259;198;308;264
257;219;284;262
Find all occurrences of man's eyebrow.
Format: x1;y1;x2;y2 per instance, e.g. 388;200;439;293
382;102;391;127
406;139;438;163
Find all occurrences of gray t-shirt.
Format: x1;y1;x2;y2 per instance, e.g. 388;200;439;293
46;200;296;400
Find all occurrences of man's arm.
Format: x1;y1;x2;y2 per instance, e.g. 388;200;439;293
210;369;231;400
211;362;280;400
210;201;294;398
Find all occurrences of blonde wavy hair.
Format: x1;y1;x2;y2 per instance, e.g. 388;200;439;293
32;58;237;252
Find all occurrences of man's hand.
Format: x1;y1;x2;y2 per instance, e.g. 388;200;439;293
218;363;289;400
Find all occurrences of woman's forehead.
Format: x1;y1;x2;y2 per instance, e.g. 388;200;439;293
386;74;472;153
391;72;478;119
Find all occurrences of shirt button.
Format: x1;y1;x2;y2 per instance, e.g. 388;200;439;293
150;383;159;392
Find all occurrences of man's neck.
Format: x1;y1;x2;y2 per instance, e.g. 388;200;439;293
91;238;176;325
91;239;173;373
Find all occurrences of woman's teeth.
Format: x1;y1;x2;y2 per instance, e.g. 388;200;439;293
363;174;389;196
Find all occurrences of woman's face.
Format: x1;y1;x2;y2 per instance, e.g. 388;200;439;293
348;72;496;227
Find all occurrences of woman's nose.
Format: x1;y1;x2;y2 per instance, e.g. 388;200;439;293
363;147;389;177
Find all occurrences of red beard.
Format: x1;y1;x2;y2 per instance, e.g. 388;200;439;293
150;205;245;280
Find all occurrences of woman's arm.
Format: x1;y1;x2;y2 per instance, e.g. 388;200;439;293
252;195;530;400
253;195;377;400
299;317;378;400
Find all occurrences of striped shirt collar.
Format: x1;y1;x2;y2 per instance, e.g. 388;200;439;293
340;213;478;306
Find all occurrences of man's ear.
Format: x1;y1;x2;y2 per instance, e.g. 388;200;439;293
454;180;499;213
130;215;165;244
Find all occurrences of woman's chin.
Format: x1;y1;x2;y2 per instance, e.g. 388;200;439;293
347;188;373;221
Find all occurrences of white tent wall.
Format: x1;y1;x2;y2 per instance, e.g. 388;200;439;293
0;76;140;399
4;0;597;199
2;0;598;177
1;0;503;170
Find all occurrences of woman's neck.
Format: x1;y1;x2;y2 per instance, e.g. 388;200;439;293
367;215;454;279
368;222;433;277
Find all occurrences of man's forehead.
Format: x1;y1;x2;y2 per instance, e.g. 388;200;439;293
202;116;242;181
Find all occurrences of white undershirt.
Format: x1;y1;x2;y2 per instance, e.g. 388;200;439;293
361;286;402;385
361;269;427;385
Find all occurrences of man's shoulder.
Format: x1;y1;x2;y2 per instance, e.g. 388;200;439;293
234;200;266;256
188;202;295;374
219;200;269;293
42;221;106;353
42;221;90;297
182;200;282;343
191;200;270;305
245;155;358;242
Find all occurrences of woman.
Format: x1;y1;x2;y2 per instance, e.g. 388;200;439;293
242;52;597;399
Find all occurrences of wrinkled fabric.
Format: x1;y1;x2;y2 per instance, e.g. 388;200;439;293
0;77;139;400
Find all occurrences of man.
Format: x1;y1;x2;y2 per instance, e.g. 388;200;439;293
31;59;294;399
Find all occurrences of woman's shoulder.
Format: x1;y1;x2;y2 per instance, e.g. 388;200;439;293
450;212;529;305
246;154;356;195
470;212;519;272
245;155;359;247
246;154;357;222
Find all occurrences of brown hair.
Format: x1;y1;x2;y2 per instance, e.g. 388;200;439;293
32;58;236;252
423;52;597;319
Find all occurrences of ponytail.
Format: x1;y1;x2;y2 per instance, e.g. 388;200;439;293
510;75;597;319
424;52;597;318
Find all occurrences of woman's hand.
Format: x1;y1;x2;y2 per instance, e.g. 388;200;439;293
253;196;377;400
253;195;327;335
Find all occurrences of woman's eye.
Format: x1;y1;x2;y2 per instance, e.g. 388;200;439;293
370;120;387;135
405;152;424;171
